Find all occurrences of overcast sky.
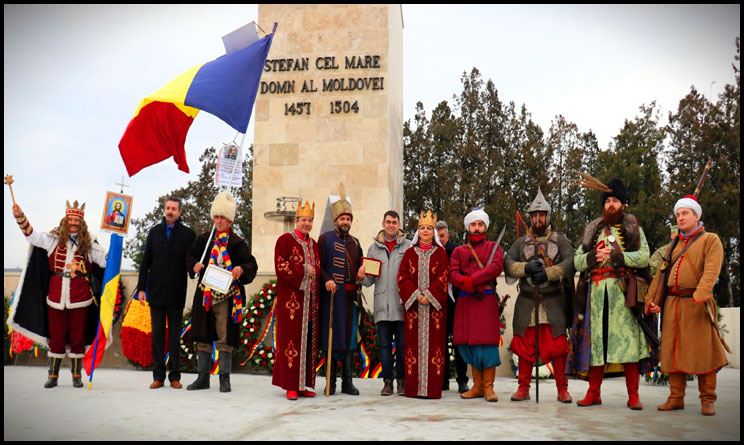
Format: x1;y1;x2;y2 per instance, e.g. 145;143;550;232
3;4;740;270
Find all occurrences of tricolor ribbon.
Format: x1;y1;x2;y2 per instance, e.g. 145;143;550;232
240;298;277;366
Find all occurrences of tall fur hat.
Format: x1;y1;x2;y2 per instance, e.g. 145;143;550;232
601;177;629;206
210;191;236;222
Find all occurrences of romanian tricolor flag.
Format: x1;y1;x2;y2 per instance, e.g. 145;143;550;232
118;24;276;177
83;233;124;384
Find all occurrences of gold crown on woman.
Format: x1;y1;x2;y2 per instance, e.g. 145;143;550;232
296;201;315;218
418;210;437;227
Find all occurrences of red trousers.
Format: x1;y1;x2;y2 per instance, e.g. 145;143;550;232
511;324;568;364
47;306;88;357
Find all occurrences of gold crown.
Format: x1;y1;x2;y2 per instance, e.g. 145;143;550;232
296;201;315;218
418;210;437;227
65;200;85;218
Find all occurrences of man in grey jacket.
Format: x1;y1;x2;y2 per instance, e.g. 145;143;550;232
361;210;412;396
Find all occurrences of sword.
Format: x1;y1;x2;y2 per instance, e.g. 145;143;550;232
495;225;506;249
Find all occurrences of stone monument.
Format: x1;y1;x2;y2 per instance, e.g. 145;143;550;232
252;4;404;279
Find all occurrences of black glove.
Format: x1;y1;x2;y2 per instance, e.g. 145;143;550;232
531;268;548;284
525;260;543;275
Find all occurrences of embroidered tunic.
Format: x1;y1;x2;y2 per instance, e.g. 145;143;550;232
272;231;321;391
398;245;448;399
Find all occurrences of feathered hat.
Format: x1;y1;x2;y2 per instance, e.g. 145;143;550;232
331;183;353;221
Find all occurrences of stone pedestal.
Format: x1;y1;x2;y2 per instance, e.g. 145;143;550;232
253;4;404;276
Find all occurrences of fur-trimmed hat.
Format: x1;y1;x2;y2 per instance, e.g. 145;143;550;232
210;191;236;222
601;177;629;206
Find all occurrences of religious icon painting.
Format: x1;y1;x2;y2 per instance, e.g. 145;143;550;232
101;191;133;234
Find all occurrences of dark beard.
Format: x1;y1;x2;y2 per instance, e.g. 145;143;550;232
336;225;349;236
603;207;624;225
532;223;547;236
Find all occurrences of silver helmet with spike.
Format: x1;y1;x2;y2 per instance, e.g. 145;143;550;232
527;187;551;226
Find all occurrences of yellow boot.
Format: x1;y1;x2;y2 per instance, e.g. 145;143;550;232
460;367;484;399
482;366;498;402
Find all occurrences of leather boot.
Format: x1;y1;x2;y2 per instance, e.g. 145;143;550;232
698;372;717;416
44;357;62;389
187;351;212;390
397;379;405;396
456;378;470;394
219;352;232;393
658;372;686;411
482;366;498;402
624;362;643;410
511;358;532;401
381;378;394;396
577;365;604;406
325;357;337;395
341;352;359;395
461;367;485;399
71;357;84;388
552;356;572;403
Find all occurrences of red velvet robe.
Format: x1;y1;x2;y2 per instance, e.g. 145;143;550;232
398;244;449;399
272;231;321;392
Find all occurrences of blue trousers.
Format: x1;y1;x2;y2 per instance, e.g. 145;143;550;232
377;321;404;380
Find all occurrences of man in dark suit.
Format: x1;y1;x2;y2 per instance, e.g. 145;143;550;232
436;220;469;394
137;196;196;389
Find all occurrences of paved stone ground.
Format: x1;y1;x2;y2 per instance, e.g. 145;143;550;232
3;365;740;441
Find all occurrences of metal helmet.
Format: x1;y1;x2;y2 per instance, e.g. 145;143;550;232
527;187;551;226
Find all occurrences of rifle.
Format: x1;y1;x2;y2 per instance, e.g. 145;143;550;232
651;158;713;310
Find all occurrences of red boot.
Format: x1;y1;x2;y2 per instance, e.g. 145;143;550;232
577;366;604;406
552;356;572;403
624;362;643;410
511;358;532;401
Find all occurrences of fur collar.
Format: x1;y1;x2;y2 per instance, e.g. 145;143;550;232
580;212;641;252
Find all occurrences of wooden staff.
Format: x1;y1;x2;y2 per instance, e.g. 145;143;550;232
324;288;336;397
5;175;17;206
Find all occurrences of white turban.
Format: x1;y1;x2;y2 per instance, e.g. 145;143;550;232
674;195;702;217
464;208;490;231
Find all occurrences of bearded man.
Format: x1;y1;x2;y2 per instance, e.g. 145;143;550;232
10;200;107;388
448;208;504;402
505;188;574;403
317;185;366;396
573;178;651;410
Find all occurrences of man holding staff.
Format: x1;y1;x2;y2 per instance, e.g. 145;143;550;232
185;191;258;393
317;184;365;396
9;188;107;388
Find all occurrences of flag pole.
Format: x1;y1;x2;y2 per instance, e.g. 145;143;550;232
86;233;123;389
197;132;247;277
87;326;103;390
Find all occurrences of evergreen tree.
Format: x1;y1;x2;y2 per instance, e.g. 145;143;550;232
665;38;740;306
